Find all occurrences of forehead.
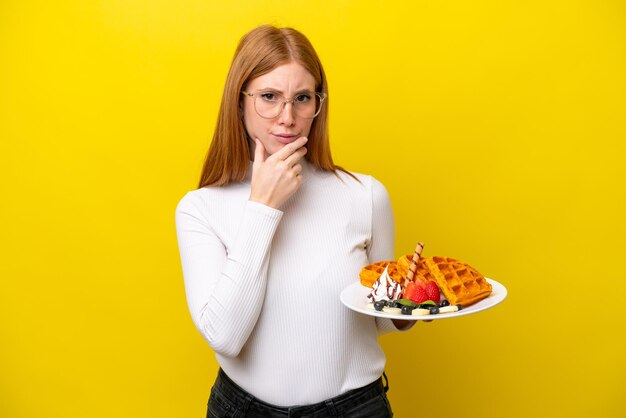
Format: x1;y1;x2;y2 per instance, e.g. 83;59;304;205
247;61;316;91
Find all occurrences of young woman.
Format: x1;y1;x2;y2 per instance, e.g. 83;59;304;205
176;24;411;418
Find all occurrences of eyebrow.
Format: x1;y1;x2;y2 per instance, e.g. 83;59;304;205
257;87;315;93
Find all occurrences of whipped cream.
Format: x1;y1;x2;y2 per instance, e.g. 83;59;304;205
367;265;402;302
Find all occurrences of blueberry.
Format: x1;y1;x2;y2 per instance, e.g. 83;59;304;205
429;306;439;315
374;301;385;311
456;304;463;311
440;300;450;307
401;305;413;315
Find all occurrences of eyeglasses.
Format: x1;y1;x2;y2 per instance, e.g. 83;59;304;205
241;90;327;119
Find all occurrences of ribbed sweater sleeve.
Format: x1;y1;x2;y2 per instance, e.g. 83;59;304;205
366;178;407;335
175;193;282;357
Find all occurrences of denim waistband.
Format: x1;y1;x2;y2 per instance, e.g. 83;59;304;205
214;368;388;417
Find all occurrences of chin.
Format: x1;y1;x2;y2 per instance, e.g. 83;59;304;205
263;143;283;156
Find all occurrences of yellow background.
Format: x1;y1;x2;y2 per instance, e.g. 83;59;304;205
1;1;625;417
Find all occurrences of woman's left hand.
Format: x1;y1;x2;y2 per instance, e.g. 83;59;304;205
391;319;416;330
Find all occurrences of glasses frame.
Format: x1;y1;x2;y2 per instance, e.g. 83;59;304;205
241;90;328;119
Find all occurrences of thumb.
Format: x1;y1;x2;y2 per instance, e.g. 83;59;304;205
253;138;265;167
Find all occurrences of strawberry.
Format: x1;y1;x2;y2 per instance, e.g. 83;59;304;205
412;286;429;304
414;278;427;290
404;282;429;304
402;282;416;300
425;280;440;303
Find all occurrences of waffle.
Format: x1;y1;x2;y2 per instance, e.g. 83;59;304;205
359;261;405;288
397;253;412;269
423;256;492;306
396;254;414;277
396;254;433;284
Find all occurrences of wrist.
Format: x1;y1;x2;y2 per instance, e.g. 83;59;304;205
249;195;277;209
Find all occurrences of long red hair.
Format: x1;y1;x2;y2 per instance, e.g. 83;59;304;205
198;25;352;188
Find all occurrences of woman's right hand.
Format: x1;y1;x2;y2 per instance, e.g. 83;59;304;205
249;136;308;209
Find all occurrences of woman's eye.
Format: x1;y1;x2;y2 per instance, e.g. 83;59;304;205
295;94;311;103
260;92;277;101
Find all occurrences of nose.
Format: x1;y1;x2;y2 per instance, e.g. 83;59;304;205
277;101;296;126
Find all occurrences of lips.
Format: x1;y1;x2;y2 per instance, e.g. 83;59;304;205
272;133;299;144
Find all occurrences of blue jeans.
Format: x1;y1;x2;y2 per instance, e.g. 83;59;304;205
207;368;393;418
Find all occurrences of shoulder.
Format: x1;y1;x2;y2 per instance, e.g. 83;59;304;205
175;186;228;216
333;169;390;200
320;169;392;216
175;183;252;225
176;187;209;209
176;182;249;209
175;188;210;223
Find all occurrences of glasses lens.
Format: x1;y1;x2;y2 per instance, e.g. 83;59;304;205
254;92;282;118
254;92;324;119
293;92;319;118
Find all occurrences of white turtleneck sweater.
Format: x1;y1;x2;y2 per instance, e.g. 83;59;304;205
175;160;402;406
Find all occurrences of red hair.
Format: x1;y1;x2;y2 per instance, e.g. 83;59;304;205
198;25;353;188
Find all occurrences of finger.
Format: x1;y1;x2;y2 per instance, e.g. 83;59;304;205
270;136;308;161
253;138;265;168
291;163;303;175
284;147;307;168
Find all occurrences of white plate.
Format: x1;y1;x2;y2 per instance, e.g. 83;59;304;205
340;278;507;321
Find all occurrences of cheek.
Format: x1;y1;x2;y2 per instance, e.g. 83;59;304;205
243;108;262;135
300;120;314;137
